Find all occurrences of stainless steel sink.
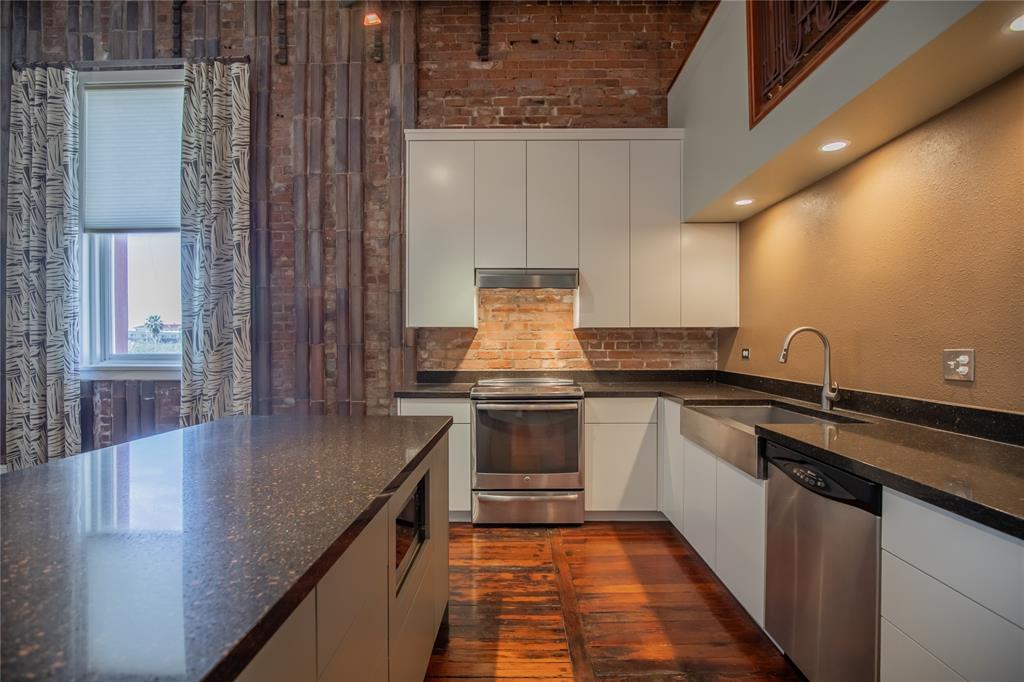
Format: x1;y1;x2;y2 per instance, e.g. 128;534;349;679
680;402;860;479
691;404;838;428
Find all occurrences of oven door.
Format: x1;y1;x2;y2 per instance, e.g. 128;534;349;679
472;401;583;490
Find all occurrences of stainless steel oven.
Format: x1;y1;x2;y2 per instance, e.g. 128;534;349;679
470;378;584;524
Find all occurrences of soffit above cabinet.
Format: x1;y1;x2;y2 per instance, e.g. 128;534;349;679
670;1;1024;222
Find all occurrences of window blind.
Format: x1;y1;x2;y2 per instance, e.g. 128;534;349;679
83;84;184;232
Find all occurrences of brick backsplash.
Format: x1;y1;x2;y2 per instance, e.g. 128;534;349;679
417;289;717;371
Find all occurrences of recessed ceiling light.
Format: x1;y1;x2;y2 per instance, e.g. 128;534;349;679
1010;13;1024;32
734;199;754;206
819;140;850;152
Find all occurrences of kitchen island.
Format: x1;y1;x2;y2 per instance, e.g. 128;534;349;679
1;415;452;681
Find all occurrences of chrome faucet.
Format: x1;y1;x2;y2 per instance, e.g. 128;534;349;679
778;326;840;411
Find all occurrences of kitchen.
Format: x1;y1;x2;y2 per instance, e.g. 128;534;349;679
1;1;1022;681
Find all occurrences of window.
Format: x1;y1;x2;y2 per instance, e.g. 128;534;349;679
80;71;184;371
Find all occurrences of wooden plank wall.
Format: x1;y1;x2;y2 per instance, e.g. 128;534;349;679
334;4;352;416
0;1;417;440
307;0;325;414
292;1;309;412
389;5;418;395
250;1;273;415
347;12;366;416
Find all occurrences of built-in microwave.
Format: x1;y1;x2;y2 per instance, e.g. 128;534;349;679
394;472;429;592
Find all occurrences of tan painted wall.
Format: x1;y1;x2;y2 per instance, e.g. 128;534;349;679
719;70;1024;414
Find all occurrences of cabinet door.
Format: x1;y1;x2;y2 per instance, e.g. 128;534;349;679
578;141;630;327
715;458;766;625
396;399;472;514
407;141;476;327
585;423;658;511
630;140;681;327
881;618;964;682
882;488;1024;629
527;140;579;268
317;512;388;682
237;591;317;682
448;423;472;513
430;436;451;626
388;440;446;682
475;141;526;268
682;436;716;568
658;399;684;532
681;222;738;327
881;550;1024;682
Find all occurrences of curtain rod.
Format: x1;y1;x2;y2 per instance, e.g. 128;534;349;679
12;56;251;71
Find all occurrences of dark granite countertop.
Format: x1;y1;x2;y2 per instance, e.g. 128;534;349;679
394;380;767;401
756;421;1024;539
396;380;1024;538
395;382;475;398
1;414;452;682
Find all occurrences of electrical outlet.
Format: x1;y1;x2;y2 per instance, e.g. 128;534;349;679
741;348;750;360
943;349;975;382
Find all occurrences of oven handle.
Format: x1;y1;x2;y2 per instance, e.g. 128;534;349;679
475;402;579;412
477;493;581;503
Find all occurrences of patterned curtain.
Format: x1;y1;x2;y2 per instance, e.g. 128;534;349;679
180;61;252;426
4;67;82;469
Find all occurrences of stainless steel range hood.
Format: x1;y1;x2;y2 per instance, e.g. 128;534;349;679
475;268;579;289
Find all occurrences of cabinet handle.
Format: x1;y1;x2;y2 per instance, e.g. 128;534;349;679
477;493;580;503
475;403;579;412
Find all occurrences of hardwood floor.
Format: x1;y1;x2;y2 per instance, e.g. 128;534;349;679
427;522;800;681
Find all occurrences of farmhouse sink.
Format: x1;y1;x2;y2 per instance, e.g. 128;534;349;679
692;404;840;428
680;402;865;479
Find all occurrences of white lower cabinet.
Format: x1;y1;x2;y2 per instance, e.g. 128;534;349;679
239;436;450;682
238;591;318;682
714;458;766;625
584;398;658;512
447;424;471;513
881;550;1024;682
657;399;684;532
317;512;389;682
388;435;450;682
398;399;472;513
880;489;1024;682
881;617;964;682
585;422;658;511
681;436;717;569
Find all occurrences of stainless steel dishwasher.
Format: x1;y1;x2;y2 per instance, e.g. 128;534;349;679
764;441;882;682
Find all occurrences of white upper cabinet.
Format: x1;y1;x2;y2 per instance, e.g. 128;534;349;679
475;141;527;269
527;140;579;268
578;141;630;327
681;222;739;327
407;140;476;328
630;140;682;327
407;130;744;329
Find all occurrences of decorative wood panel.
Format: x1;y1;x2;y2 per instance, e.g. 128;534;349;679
746;0;885;127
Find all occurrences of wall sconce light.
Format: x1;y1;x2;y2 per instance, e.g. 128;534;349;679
364;10;384;63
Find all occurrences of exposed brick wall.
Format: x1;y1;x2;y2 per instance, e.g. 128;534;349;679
417;0;716;128
418;289;716;371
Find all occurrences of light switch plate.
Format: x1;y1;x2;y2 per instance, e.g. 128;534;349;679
943;349;975;381
741;348;750;360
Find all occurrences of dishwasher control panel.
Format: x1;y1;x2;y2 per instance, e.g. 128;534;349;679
790;465;828;491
